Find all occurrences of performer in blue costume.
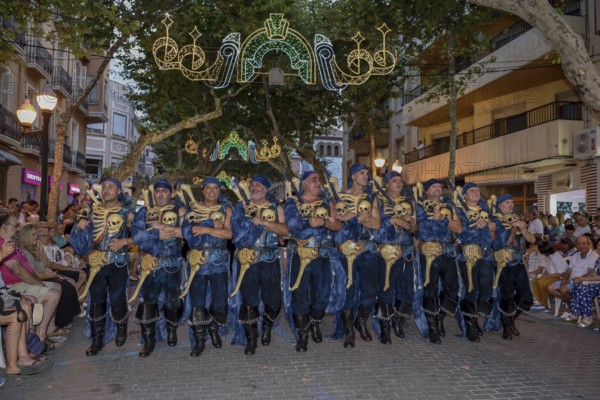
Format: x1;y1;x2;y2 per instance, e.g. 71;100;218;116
373;171;417;342
131;180;185;357
416;179;462;344
230;175;288;355
490;194;535;340
70;177;134;356
284;171;341;351
181;177;232;357
334;163;381;348
455;182;495;342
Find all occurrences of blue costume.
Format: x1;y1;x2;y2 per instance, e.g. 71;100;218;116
70;177;133;356
284;171;336;351
490;194;533;340
373;171;417;341
181;178;231;356
455;183;494;342
336;163;384;348
230;175;282;355
131;180;184;356
416;179;459;344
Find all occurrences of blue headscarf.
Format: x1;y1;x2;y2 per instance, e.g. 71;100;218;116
252;175;272;189
462;182;478;195
154;179;172;191
301;170;316;182
383;171;401;186
496;194;512;208
423;179;443;192
202;176;221;187
100;177;122;191
347;163;368;188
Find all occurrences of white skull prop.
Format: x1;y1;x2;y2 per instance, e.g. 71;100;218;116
358;200;372;214
107;213;125;235
440;207;452;220
245;204;258;218
393;202;411;217
315;207;329;219
261;208;276;222
335;202;348;217
299;204;313;219
210;211;225;223
466;209;480;223
147;208;160;221
479;211;489;223
186;212;202;224
162;211;178;226
423;199;437;213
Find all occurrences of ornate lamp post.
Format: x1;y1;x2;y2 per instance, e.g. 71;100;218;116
17;83;58;221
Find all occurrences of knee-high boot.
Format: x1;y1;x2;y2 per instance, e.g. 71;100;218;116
309;308;325;343
439;293;458;337
340;309;355;348
376;301;394;344
261;304;280;346
112;302;129;347
240;305;259;355
500;299;515;340
423;297;441;344
293;314;310;352
208;311;227;348
511;309;521;336
392;300;412;339
461;300;480;342
189;307;209;357
164;303;184;347
136;303;159;357
355;305;373;341
86;303;107;356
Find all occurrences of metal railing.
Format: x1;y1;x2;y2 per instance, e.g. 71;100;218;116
0;105;22;142
405;101;583;163
63;143;72;164
53;66;73;96
74;85;89;110
22;134;40;151
0;16;26;49
75;151;86;171
26;39;53;77
86;126;104;134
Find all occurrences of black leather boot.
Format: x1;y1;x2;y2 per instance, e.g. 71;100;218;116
86;303;107;356
423;297;441;344
376;302;394;344
500;299;515;340
164;304;184;347
136;303;159;357
293;314;310;352
392;300;412;339
355;305;373;341
439;293;457;337
341;309;355;348
510;309;521;336
261;305;280;346
476;300;492;336
461;300;480;342
112;302;129;347
309;309;325;343
190;307;209;357
208;310;227;348
240;305;259;355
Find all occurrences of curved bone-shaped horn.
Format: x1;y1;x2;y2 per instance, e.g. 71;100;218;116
237;180;251;200
78;250;107;300
230;248;255;297
179;249;205;298
129;254;156;303
289;246;318;291
179;183;200;207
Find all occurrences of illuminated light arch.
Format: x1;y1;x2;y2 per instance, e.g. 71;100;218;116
238;14;315;84
218;131;248;161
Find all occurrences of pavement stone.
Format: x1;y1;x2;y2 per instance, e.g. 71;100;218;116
1;308;600;399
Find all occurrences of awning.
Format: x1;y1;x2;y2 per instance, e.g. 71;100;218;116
0;149;22;166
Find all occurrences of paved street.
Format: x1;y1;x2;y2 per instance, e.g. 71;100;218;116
2;309;599;400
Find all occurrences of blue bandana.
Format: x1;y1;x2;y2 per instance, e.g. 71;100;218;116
100;177;122;191
424;179;443;192
383;171;401;186
462;182;478;195
496;194;512;207
203;177;221;188
301;171;316;182
252;175;272;189
347;163;368;188
154;179;172;192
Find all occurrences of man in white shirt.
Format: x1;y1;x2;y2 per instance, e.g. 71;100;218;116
573;213;591;239
525;208;544;240
547;235;598;319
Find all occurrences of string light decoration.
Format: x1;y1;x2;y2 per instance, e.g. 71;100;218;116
218;131;248;161
152;14;397;92
253;137;281;162
216;171;233;189
184;133;199;154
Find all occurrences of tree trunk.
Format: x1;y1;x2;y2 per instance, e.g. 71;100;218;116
447;30;458;186
369;124;377;173
469;0;600;114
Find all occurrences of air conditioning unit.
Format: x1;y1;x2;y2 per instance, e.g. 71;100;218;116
573;127;600;159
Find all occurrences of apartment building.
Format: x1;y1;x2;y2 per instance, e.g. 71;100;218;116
0;15;109;208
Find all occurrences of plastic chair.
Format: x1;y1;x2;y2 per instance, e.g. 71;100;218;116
554;297;562;317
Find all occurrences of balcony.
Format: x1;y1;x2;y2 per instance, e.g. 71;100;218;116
21;134;40;152
26;40;53;79
74;151;86;171
0;16;26;51
0;105;23;144
53;66;73;97
403;101;583;182
73;86;89;112
63;143;72;165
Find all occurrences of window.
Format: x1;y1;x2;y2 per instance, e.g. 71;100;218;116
334;145;339;157
318;144;324;156
111;157;122;169
326;145;332;156
0;69;13;109
86;158;102;178
113;112;127;137
87;123;104;135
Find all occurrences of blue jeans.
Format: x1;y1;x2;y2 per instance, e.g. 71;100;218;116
290;254;333;315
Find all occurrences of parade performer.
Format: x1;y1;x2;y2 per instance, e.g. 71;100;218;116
415;179;462;344
491;194;535;340
230;175;288;355
70;177;134;356
373;171;417;342
131;180;185;357
284;171;341;351
455;182;495;342
180;177;232;357
334;163;381;348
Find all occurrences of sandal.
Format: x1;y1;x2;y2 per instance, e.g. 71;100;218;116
43;338;65;350
577;317;593;328
48;327;70;337
9;360;54;376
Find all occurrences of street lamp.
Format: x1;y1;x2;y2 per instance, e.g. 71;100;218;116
392;160;403;174
16;83;58;221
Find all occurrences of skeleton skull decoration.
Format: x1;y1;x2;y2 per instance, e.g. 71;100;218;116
440;207;452;220
466;209;480;223
502;213;519;228
245;204;258;218
315;207;329;219
186;212;202;224
210;211;225;223
479;211;489;223
162;211;178;226
261;208;276;222
299;203;314;219
423;199;437;213
358;200;372;214
393;202;411;218
335;202;348;217
107;213;125;235
76;207;90;221
147;208;160;222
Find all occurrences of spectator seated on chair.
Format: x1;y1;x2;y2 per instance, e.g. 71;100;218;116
570;256;600;328
547;235;598;320
531;241;568;311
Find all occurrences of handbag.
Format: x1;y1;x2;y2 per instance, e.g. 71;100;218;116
0;286;27;322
